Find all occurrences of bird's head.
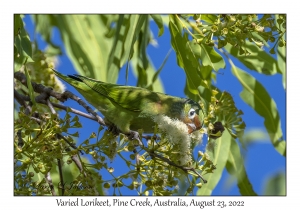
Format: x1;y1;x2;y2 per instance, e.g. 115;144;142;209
182;99;203;134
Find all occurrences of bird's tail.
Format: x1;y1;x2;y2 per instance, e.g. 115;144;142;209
52;68;85;90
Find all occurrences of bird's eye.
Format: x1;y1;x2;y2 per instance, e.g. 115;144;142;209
188;108;196;119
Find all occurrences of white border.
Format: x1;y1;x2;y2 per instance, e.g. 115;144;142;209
3;1;298;209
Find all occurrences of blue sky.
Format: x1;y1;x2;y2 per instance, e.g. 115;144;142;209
22;15;286;196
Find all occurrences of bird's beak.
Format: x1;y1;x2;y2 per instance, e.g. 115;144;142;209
187;114;202;134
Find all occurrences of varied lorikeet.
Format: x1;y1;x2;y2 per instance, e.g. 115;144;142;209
53;69;203;134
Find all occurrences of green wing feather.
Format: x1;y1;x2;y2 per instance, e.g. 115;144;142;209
53;69;182;117
74;75;161;112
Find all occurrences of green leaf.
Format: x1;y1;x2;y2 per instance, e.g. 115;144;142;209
201;14;218;24
128;20;164;93
34;15;115;82
241;129;269;147
68;131;79;137
226;42;279;75
151;49;171;86
14;14;23;36
264;172;286;195
197;130;231;195
33;15;62;55
24;60;36;107
277;44;286;89
20;34;32;58
122;15;148;64
14;16;34;70
217;39;227;49
126;15;148;83
186;41;213;91
131;55;164;93
150;14;164;37
15;35;22;58
107;14;127;81
199;44;225;71
226;138;257;195
139;18;150;70
231;66;286;156
107;15;147;84
169;21;201;96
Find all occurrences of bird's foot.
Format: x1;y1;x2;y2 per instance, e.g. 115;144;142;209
127;130;143;146
127;131;142;171
107;124;121;136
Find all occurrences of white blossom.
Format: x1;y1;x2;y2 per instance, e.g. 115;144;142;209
153;115;192;165
190;127;207;145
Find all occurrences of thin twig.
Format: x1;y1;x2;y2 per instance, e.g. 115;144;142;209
17;130;24;148
144;147;207;183
30;117;42;124
45;172;56;195
142;134;160;141
56;134;81;152
46;99;65;196
70;154;84;173
62;91;106;126
41;100;100;122
57;158;65;195
46;99;56;117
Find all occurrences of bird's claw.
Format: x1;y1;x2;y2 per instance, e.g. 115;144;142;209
128;131;143;146
127;130;142;171
108;124;120;136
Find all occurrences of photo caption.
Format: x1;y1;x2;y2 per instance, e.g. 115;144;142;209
56;198;245;208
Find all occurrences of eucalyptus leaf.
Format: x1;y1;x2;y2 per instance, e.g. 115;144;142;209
277;44;286;89
20;34;32;58
199;44;225;71
150;14;164;37
108;15;148;83
232;66;286;156
226;138;257;195
139;18;150;70
264;172;286;195
241;129;269;147
24;63;36;107
226;42;279;75
14;14;24;36
34;15;114;82
169;20;202;96
107;14;128;81
130;54;164;93
197;130;231;195
201;14;218;24
151;49;171;85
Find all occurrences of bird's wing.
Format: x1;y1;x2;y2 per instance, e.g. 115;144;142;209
75;75;158;112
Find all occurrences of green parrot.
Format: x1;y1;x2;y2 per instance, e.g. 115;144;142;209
53;69;203;135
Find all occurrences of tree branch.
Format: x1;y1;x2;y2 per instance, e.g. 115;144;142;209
57;158;65;195
14;71;66;102
62;91;106;126
45;172;56;196
14;89;31;115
